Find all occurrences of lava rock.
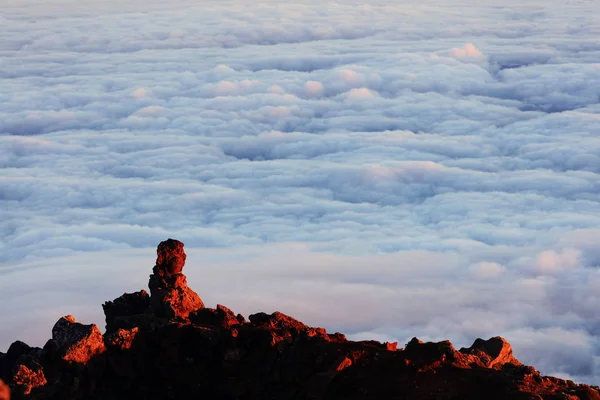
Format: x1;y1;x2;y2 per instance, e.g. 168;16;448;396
148;273;204;319
460;336;522;369
50;315;105;365
102;290;150;334
153;238;186;276
11;364;46;396
0;379;9;400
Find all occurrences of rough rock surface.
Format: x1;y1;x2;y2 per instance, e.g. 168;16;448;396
102;290;150;334
148;239;204;319
153;238;187;276
50;315;106;365
0;379;10;400
460;336;522;369
1;239;599;400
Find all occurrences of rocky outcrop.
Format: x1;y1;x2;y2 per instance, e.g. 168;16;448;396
148;273;204;319
1;239;599;400
148;239;204;319
460;336;522;369
102;290;150;334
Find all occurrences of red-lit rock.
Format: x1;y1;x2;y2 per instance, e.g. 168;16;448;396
148;273;204;319
50;315;105;365
148;240;204;319
153;238;186;276
0;379;9;400
11;365;45;396
460;336;522;369
1;239;599;400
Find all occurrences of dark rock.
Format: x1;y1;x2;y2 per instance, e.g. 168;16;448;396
5;342;31;364
189;304;240;328
102;290;150;334
403;337;459;368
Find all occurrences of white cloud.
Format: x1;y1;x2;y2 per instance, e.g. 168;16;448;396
131;88;150;98
344;87;378;101
534;248;581;274
1;0;600;386
450;43;487;60
304;80;324;98
470;261;506;278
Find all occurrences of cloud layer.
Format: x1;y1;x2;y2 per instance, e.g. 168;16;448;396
1;0;600;385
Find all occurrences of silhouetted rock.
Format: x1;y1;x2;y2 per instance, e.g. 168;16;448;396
403;337;460;368
102;290;150;334
2;239;599;400
189;304;241;328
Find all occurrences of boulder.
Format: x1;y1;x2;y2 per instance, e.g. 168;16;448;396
102;290;150;333
189;304;241;328
460;336;522;369
403;337;460;368
50;315;105;365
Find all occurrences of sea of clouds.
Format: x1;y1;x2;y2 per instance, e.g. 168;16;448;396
1;0;600;384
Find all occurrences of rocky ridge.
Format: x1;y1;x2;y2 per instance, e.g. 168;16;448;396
1;239;599;399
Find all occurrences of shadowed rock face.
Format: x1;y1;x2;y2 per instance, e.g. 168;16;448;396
102;290;150;334
1;239;600;400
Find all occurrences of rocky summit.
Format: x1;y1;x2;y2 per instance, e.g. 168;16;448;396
1;240;599;400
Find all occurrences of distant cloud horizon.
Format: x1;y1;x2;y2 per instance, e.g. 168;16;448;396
2;0;600;385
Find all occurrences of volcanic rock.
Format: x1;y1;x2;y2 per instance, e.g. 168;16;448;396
102;290;150;334
2;239;599;400
49;315;105;365
189;304;242;328
10;365;45;396
460;336;522;369
148;239;204;319
0;379;9;400
403;337;460;369
153;238;186;276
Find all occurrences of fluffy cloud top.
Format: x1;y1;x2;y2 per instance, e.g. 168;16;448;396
1;0;600;385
